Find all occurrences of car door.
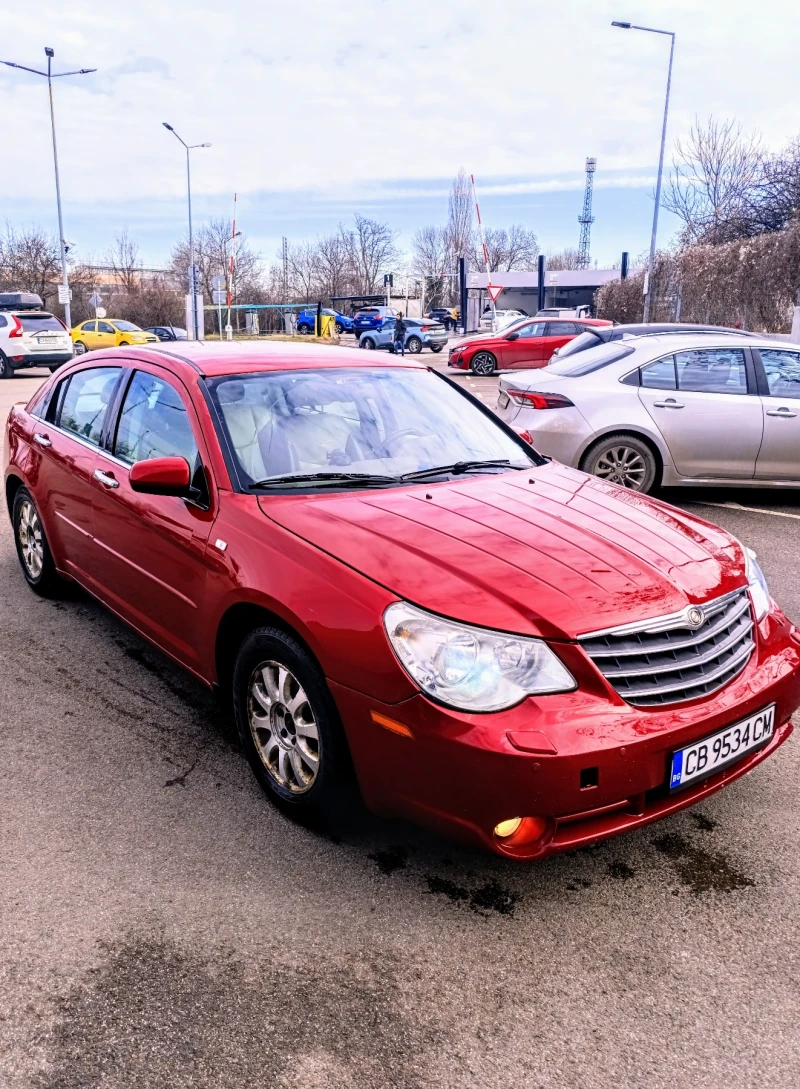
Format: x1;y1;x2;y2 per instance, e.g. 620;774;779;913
30;365;123;579
75;320;97;349
88;365;217;671
95;321;118;349
637;347;763;478
753;347;800;479
498;321;546;368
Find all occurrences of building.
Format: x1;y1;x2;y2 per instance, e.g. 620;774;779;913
467;268;621;321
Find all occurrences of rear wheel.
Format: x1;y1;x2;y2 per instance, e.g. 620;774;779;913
406;336;423;354
470;351;496;376
429;345;443;353
298;324;311;335
0;352;13;379
74;341;88;355
361;337;376;350
12;488;63;596
580;433;658;493
233;627;355;823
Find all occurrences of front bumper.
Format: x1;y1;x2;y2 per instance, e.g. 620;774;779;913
331;607;800;858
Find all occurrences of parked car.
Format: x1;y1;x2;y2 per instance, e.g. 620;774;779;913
535;307;591;318
147;325;188;341
359;316;448;354
296;309;354;335
496;332;800;493
0;292;73;377
449;317;612;375
7;342;800;858
71;319;160;354
479;308;527;331
427;308;457;331
551;322;762;362
351;306;396;338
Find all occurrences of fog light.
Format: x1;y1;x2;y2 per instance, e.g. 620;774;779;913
494;817;523;838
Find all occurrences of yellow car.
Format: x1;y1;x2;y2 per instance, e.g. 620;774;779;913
71;319;160;354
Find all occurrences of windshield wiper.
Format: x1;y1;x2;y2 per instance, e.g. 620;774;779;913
398;459;522;482
249;471;399;490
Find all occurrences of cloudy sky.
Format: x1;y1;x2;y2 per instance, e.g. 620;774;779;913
3;0;800;272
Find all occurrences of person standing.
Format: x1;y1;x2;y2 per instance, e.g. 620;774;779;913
393;312;407;356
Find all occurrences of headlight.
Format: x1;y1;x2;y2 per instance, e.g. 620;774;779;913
383;602;576;712
744;547;770;621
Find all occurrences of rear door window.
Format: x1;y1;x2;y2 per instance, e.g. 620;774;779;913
57;367;121;446
759;348;800;399
675;348;748;395
641;357;677;389
546;322;577;336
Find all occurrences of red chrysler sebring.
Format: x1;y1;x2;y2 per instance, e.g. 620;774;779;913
448;316;612;375
5;344;800;859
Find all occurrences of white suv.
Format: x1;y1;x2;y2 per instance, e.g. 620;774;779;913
0;293;74;378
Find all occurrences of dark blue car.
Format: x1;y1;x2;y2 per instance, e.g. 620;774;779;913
296;308;354;335
351;306;397;337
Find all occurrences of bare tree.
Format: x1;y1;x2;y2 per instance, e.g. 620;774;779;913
0;222;61;304
170;218;263;304
752;134;800;234
344;214;399;295
284;241;319;301
447;168;474;260
545;247;583;270
105;228;141;293
473;225;539;272
411;225;450;308
662;117;764;245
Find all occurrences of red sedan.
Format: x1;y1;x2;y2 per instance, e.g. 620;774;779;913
5;344;800;859
448;316;612;375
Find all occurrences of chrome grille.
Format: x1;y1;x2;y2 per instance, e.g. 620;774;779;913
579;588;754;707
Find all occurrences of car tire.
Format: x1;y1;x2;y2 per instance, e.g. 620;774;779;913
470;351;496;376
406;336;423;354
335;322;344;335
0;352;13;379
362;337;376;350
12;487;63;597
580;433;658;493
429;345;444;353
119;341;129;346
74;341;88;355
233;626;356;824
298;324;311;335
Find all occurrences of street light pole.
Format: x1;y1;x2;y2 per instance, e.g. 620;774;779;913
162;123;211;341
2;48;96;331
612;21;675;322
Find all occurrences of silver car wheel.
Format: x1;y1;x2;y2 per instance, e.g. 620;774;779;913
17;498;44;579
248;661;320;794
471;351;495;376
593;445;648;490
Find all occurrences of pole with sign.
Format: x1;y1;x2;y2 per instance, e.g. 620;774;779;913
470;174;497;332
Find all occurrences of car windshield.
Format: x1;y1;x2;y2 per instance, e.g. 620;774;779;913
209;366;538;489
554;329;608;357
546;342;635;376
112;320;141;332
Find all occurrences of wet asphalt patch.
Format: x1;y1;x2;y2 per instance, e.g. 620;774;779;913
652;832;756;895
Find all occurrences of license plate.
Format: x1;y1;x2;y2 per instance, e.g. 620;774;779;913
497;391;510;409
669;705;775;790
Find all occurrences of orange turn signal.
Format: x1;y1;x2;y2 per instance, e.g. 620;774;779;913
370;710;414;739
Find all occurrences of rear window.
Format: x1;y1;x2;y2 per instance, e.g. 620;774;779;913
19;313;64;332
554;329;607;358
547;342;635;376
357;309;379;316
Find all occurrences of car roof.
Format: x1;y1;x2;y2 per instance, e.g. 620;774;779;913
75;341;429;378
618;332;791;354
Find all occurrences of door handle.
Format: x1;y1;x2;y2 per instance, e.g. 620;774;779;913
766;408;797;418
93;469;119;489
652;399;685;409
33;433;52;447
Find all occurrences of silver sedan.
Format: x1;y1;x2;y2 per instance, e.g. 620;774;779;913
495;333;800;493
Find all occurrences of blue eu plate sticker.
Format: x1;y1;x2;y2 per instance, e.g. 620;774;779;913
670;751;683;789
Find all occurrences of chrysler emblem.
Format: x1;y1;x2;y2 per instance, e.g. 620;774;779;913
685;606;705;629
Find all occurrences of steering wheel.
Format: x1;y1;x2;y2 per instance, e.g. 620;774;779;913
377;427;427;457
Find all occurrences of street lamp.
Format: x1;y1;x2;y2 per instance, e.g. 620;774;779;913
612;20;675;322
162;123;211;341
1;48;96;331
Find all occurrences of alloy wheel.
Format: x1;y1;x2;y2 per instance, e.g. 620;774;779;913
248;661;321;794
17;498;44;579
471;351;495;376
593;445;648;490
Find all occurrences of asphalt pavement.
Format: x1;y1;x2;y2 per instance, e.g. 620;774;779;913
1;366;799;1089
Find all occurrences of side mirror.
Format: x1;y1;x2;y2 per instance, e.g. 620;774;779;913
505;331;520;341
130;456;191;497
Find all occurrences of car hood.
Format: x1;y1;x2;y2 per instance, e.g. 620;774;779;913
259;462;744;641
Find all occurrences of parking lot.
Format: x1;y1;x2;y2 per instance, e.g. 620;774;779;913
2;366;799;1089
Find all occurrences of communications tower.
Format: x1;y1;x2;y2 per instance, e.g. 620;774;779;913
577;157;597;269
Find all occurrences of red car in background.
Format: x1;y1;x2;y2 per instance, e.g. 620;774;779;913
5;343;800;860
448;316;613;376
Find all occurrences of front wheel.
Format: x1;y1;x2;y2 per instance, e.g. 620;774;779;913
233;627;354;822
580;433;658;493
335;322;344;335
470;351;496;376
12;488;63;596
298;324;311;335
406;336;422;354
118;341;129;346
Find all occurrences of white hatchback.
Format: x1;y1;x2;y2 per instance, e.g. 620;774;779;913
495;332;800;492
